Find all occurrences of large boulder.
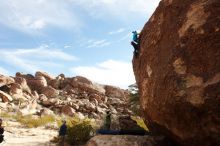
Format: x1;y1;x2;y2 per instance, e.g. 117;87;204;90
73;76;92;85
86;135;171;146
61;105;75;116
35;71;55;82
10;83;23;95
41;86;59;98
16;73;47;92
14;77;31;93
133;0;220;146
104;85;126;99
0;75;14;87
28;76;47;92
39;108;54;116
0;90;13;102
119;116;144;131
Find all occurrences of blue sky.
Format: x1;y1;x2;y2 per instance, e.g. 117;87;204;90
0;0;160;89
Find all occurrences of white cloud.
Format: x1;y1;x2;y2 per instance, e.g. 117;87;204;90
87;39;111;48
108;28;125;35
0;0;80;34
0;0;160;34
70;0;160;18
64;45;72;49
71;60;135;89
0;67;10;76
0;45;77;73
118;33;130;42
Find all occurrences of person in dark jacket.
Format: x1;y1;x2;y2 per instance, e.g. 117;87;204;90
59;120;67;146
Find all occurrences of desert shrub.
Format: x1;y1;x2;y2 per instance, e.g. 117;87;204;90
0;112;12;119
62;117;95;145
16;115;55;128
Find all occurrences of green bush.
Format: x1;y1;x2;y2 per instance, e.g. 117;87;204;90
66;119;94;144
128;83;141;116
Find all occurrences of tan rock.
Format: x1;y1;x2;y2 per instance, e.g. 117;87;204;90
0;90;13;102
61;105;75;116
12;94;28;101
27;76;47;92
41;100;53;107
76;112;85;119
0;102;8;109
71;103;79;110
10;83;23;95
35;71;55;82
73;76;92;85
86;135;155;146
105;85;126;99
40;108;54;116
15;77;31;94
0;74;14;87
41;86;59;98
39;94;48;101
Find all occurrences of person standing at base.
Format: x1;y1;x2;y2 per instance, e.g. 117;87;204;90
59;120;67;146
105;111;111;130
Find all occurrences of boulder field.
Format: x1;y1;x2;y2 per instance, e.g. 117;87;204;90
0;72;133;120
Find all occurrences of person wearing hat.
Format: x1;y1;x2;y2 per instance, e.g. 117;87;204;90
59;120;67;146
131;30;140;57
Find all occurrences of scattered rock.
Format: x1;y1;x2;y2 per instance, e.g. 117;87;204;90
0;74;14;87
10;83;23;95
105;85;126;99
41;86;59;98
40;108;54;116
0;90;13;102
0;72;133;122
35;71;55;82
86;135;157;146
61;105;75;116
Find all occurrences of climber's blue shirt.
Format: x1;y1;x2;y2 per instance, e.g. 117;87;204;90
132;32;138;42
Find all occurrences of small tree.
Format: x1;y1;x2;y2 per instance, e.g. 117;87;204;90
128;83;140;115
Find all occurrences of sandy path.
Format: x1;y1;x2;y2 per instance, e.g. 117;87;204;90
1;121;58;146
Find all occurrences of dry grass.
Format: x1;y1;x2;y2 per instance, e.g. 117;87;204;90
131;116;149;131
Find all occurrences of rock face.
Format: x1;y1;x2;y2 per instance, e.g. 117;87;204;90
86;135;173;146
133;0;220;146
86;135;153;146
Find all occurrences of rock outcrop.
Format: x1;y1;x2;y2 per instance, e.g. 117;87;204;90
0;75;14;87
0;72;132;120
86;135;150;146
133;0;220;146
86;135;173;146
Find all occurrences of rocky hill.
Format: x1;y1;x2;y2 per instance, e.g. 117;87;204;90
0;72;133;120
133;0;220;146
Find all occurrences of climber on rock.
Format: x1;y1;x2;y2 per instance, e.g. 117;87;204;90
131;31;140;57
